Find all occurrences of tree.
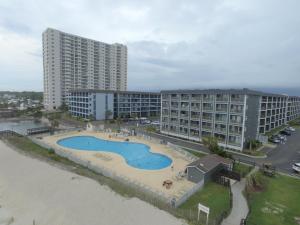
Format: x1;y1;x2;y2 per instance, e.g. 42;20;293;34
115;117;122;132
87;114;95;121
50;119;59;130
202;136;232;159
58;103;68;112
202;136;219;153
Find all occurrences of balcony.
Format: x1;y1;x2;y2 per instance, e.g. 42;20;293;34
216;95;229;102
202;123;213;130
231;95;244;103
229;126;242;135
180;105;189;111
216;106;228;112
215;127;227;133
190;122;200;129
191;95;201;101
203;105;213;111
181;95;190;101
180;114;189;118
171;113;178;117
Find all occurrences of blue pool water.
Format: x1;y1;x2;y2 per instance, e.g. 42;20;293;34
57;136;172;170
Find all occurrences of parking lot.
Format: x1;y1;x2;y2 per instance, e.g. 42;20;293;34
263;128;300;176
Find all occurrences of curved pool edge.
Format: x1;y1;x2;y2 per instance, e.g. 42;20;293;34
56;135;173;171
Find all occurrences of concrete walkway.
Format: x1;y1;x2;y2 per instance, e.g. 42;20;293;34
222;179;249;225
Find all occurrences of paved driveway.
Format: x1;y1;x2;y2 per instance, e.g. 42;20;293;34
144;129;300;177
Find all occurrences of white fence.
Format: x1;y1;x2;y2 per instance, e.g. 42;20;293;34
166;142;199;162
29;134;204;208
173;179;204;208
29;137;171;204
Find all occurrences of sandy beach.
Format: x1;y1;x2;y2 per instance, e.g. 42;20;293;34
0;140;186;225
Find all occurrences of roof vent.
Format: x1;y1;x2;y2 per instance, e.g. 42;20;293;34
200;163;204;167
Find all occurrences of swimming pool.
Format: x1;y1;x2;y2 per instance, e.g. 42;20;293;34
57;136;172;170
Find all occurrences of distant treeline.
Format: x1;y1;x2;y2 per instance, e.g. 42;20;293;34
0;91;43;101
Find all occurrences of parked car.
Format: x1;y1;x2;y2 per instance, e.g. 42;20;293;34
269;137;280;144
280;130;291;136
292;163;300;173
150;121;160;126
287;126;296;132
274;134;287;142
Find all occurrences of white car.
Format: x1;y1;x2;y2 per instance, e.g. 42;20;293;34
292;163;300;173
288;126;296;132
151;121;160;126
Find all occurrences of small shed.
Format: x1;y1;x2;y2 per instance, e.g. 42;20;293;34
186;154;233;183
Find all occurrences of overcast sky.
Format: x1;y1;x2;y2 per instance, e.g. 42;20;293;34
0;0;299;94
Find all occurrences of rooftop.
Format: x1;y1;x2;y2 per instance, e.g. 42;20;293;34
187;154;233;173
161;88;288;97
69;89;160;95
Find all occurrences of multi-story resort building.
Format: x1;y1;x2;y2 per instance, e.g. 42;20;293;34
43;28;127;110
68;89;161;120
287;96;300;122
160;89;296;151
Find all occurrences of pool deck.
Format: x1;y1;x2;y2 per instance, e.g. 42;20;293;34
41;130;196;201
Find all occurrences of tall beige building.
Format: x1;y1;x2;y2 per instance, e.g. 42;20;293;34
43;28;127;110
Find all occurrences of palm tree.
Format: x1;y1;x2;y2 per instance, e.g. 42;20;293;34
115;117;122;132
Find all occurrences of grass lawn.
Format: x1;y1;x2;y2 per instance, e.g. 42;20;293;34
233;162;253;177
179;182;231;223
182;147;207;158
246;173;300;225
242;149;266;157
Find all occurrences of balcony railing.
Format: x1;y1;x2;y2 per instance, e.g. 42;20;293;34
191;115;200;120
180;106;189;110
191;107;201;111
215;118;227;123
215;128;227;133
191;97;201;101
230;108;243;114
231;98;244;103
202;116;212;121
229;129;242;135
216;97;229;102
216;107;228;112
203;107;213;111
202;125;212;130
230;119;243;124
181;96;190;101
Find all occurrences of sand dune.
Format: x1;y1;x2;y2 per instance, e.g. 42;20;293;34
0;141;186;225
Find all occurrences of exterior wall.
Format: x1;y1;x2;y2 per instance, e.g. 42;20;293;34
43;28;127;111
160;91;246;151
257;95;288;134
187;167;204;183
68;90;160;120
68;91;94;119
43;29;62;110
161;89;296;151
244;95;260;142
287;96;300;121
95;93;114;120
114;93;161;119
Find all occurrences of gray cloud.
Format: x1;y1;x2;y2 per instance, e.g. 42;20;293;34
0;0;300;94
